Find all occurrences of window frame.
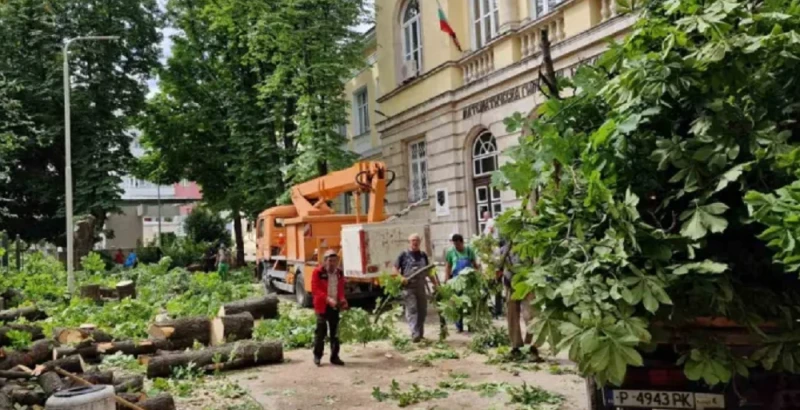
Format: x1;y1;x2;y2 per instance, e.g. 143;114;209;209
531;0;563;19
408;139;428;203
401;0;423;72
472;0;499;49
472;131;499;177
353;87;370;136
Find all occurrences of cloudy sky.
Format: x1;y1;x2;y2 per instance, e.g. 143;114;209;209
147;0;374;96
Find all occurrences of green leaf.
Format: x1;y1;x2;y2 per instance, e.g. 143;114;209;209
672;260;729;275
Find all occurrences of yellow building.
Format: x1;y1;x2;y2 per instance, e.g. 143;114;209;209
343;27;381;161
372;0;635;257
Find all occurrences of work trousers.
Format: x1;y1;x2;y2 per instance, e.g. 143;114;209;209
403;283;427;339
507;285;535;349
313;307;340;359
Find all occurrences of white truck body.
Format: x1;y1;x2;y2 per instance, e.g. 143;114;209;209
341;220;431;278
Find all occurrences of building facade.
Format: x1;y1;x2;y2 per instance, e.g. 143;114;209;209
372;0;635;257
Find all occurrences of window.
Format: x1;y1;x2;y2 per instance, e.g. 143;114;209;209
409;140;428;202
473;131;499;177
354;88;370;135
473;0;499;49
256;219;264;238
533;0;564;18
402;0;423;72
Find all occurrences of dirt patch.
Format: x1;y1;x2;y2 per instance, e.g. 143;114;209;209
231;317;587;410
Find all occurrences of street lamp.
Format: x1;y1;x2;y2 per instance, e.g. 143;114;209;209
63;36;119;295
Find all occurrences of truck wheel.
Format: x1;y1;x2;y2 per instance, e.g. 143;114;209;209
585;378;605;410
295;273;312;308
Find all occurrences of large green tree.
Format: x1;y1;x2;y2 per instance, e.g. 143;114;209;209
499;0;800;386
0;0;162;244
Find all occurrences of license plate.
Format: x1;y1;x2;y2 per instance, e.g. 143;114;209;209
609;390;724;409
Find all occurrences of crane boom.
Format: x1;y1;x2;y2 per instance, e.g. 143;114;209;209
290;161;391;222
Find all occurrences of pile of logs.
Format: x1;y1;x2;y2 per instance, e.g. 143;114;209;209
0;295;282;408
79;280;137;303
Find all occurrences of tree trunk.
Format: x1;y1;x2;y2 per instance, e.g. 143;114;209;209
233;210;246;267
0;306;44;322
218;295;278;319
38;354;85;374
95;339;173;357
116;280;136;300
137;393;176;410
6;388;44;407
0;324;44;346
80;285;102;302
114;374;144;393
116;392;144;406
210;312;254;346
67;370;113;387
0;370;33;380
53;327;113;345
146;340;283;378
98;287;118;299
38;371;64;395
0;339;54;370
147;316;211;348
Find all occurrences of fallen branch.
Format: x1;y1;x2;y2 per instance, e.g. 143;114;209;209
0;306;45;322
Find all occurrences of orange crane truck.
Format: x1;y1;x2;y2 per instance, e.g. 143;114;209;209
254;161;431;307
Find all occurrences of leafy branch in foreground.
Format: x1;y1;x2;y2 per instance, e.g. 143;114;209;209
371;379;448;408
497;0;800;386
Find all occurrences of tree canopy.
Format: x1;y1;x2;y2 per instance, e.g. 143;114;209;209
0;0;162;244
499;0;800;386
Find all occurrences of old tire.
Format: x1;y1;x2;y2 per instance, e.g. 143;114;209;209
585;378;605;410
295;273;312;308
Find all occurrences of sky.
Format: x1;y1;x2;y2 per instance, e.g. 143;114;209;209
147;0;374;96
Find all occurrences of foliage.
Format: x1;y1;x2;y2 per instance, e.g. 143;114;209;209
497;0;800;386
99;352;145;373
253;302;316;349
165;271;257;317
411;344;460;367
505;383;564;410
437;374;510;398
391;335;413;353
437;266;496;334
470;325;511;354
0;0;162;244
44;297;159;340
5;330;31;351
184;208;231;248
80;253;106;275
340;306;400;346
371;380;448;408
161;237;209;269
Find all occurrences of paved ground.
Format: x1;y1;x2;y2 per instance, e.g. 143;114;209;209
231;306;588;410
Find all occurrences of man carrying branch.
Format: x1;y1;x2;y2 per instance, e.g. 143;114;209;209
311;250;348;366
394;233;435;343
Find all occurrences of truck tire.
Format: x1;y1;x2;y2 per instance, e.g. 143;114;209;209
295;273;312;308
585;378;605;410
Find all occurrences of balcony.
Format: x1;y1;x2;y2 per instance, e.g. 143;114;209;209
461;47;495;84
599;0;620;22
519;10;566;59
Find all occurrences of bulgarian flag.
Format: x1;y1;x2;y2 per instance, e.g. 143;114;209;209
437;0;463;52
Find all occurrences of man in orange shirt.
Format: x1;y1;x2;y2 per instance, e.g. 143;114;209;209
311;250;348;366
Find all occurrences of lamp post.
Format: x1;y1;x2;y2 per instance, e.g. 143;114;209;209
63;36;119;295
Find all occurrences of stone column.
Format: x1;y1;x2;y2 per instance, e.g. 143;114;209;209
498;0;520;34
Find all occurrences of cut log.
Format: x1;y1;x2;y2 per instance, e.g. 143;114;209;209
6;388;45;406
147;317;210;347
117;280;136;300
0;392;11;410
53;327;113;345
0;306;44;322
0;370;32;380
38;371;64;395
0;324;44;346
146;340;283;378
114;374;144;393
35;355;85;375
0;339;54;370
116;392;145;407
80;284;102;302
210;312;254;346
96;339;176;357
73;370;114;386
99;287;118;299
218;295;278;319
137;393;176;410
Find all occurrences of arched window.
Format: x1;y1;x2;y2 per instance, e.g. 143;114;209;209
472;131;498;177
402;0;423;72
473;0;499;49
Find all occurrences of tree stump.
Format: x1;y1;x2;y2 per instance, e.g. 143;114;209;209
146;340;283;378
218;295;278;319
210;312;254;346
79;284;102;302
38;371;64;396
138;393;176;410
53;327;113;345
147;316;211;348
116;280;136;300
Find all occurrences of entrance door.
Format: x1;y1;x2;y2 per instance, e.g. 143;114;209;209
472;130;501;233
475;182;502;233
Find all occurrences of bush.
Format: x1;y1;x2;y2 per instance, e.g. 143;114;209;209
184;207;230;247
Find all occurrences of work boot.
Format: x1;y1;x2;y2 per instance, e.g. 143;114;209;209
412;336;422;343
330;357;345;366
313;356;321;367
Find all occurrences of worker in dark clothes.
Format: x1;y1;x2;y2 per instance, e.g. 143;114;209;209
311;249;348;366
394;233;436;343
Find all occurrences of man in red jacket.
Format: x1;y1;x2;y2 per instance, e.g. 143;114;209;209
311;249;348;366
